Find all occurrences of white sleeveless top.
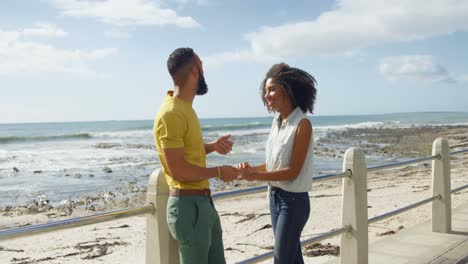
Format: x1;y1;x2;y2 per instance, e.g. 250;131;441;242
266;107;314;193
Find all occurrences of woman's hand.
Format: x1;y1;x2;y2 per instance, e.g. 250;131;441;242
237;162;251;169
236;162;254;180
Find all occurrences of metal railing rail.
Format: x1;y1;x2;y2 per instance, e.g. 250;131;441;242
0;204;154;241
368;195;440;224
237;226;351;264
312;170;351;182
449;149;468;156
367;154;440;172
0;139;466;264
212;186;267;200
451;183;468;194
449;142;468;149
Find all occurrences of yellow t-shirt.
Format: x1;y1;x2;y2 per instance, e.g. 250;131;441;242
153;91;209;190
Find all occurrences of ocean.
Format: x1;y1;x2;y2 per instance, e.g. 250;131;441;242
1;112;468;207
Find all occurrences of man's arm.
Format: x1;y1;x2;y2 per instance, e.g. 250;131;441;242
163;147;236;183
205;142;215;155
156;111;236;182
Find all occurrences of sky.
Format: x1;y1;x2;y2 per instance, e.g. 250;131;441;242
1;0;468;124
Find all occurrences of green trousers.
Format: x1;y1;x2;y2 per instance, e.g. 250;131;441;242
167;196;226;264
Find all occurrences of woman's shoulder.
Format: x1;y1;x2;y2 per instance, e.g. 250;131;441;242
295;112;313;136
297;118;312;130
292;109;311;124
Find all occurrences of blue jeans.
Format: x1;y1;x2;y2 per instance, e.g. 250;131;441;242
270;187;310;264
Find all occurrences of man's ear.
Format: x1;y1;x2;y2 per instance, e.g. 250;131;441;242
190;64;198;78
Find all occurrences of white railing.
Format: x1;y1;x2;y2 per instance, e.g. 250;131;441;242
1;137;468;264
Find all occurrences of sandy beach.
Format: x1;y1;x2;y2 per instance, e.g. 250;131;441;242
1;125;468;264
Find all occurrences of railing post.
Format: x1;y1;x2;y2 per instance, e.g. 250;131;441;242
340;147;368;264
431;137;451;233
146;168;180;264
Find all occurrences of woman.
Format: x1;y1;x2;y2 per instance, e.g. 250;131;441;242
238;63;317;264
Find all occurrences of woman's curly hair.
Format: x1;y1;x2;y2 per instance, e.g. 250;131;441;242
260;63;317;114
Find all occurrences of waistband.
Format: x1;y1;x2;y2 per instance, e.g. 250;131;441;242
269;186;308;196
169;188;211;197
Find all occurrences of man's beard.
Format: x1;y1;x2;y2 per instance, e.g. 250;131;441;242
196;73;208;95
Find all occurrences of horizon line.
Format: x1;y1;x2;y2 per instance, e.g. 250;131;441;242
1;111;468;125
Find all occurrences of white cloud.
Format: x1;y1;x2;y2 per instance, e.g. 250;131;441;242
203;50;265;69
206;0;468;66
379;55;456;83
20;23;68;38
104;29;131;39
0;24;117;75
173;0;208;8
174;0;207;5
50;0;200;28
458;74;468;82
85;48;118;61
0;23;68;43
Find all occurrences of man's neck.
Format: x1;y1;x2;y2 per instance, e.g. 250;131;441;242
173;85;195;104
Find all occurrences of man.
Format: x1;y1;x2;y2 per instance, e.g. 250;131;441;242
153;47;237;264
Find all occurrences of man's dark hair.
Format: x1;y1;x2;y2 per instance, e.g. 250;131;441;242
167;47;195;83
260;63;317;114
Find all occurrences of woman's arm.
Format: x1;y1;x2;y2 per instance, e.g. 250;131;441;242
244;118;312;181
238;162;266;172
252;163;267;172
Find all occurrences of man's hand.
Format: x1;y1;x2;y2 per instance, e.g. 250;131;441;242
219;165;237;182
213;135;233;155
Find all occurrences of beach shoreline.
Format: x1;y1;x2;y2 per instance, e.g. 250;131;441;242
1;125;468;263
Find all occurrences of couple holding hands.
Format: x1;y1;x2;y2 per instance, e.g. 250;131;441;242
154;47;317;264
